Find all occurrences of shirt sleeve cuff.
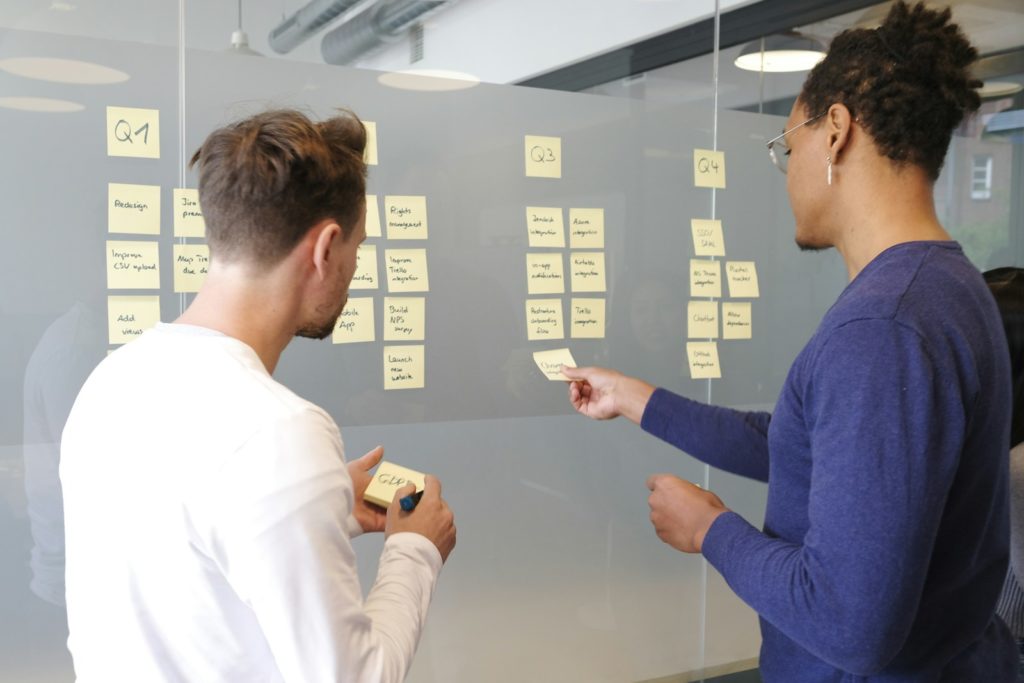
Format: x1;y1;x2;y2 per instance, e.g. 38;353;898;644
701;510;758;571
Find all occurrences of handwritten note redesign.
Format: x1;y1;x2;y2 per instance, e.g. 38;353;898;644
108;183;160;234
690;259;722;298
364;121;378;166
333;297;375;344
107;106;160;159
525;135;561;178
687;341;722;379
693;148;726;189
526;299;564;341
384;345;425;390
351;244;379;290
383;297;426;341
365;195;382;237
107;295;160;345
568;208;604;249
726;261;760;298
722;302;752;340
687;300;719;339
691;219;725;257
106;240;160;290
173;188;205;237
385;195;428;240
571;298;605;339
526;207;565;248
533;347;578;381
172;244;209;293
526;253;565;295
570;252;606;293
385;249;429;293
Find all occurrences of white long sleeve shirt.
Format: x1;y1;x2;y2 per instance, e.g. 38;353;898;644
60;323;442;682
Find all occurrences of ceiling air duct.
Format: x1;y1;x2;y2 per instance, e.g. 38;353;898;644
321;0;454;65
268;0;368;54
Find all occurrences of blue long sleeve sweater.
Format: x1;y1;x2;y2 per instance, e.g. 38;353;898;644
641;242;1018;681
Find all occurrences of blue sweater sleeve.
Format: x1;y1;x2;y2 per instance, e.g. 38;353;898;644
701;319;966;675
640;387;772;482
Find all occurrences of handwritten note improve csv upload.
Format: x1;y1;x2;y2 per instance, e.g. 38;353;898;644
106;240;160;290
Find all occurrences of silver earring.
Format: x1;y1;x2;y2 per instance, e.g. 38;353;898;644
827;155;833;186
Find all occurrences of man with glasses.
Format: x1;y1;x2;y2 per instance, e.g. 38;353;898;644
561;2;1018;680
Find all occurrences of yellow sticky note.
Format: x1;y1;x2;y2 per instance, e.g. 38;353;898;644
526;253;565;294
688;300;719;339
570;252;606;293
172;244;209;293
385;195;428;240
687;341;721;379
568;208;604;249
107;295;161;345
525;135;561;178
722;302;752;340
690;259;722;298
364;461;425;508
526;299;564;341
107;106;160;159
383;297;426;341
333;297;375;344
365;195;382;237
108;183;160;235
691;219;725;257
173;188;206;237
384;345;425;390
526;207;565;248
726;261;760;298
106;240;160;290
364;121;378;166
351;244;379;290
385;249;429;293
693;148;726;189
532;347;577;381
571;298;605;339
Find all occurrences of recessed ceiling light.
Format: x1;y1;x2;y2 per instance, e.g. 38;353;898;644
735;33;827;73
0;57;129;85
377;69;481;92
0;96;84;113
979;81;1024;99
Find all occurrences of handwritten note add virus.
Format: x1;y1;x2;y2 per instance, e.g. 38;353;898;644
726;261;760;298
107;106;160;159
365;195;382;237
687;341;722;379
571;298;605;339
364;121;378;166
384;345;425;390
526;253;565;295
107;295;160;345
570;252;606;293
173;188;205;237
526;299;564;341
172;244;209;293
106;240;160;290
385;195;428;240
690;259;722;298
533;347;578;381
108;183;160;235
687;300;719;339
722;302;752;340
693;148;726;189
383;297;426;341
526;207;565;248
568;208;604;249
385;249;429;293
351;244;379;290
691;219;725;257
333;297;375;344
525;135;561;178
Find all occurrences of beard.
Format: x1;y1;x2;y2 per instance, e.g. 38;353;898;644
296;296;347;340
795;237;830;252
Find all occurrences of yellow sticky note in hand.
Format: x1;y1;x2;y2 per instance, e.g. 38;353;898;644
533;347;577;381
364;461;425;508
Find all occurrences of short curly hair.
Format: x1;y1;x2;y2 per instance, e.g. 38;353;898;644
799;1;981;180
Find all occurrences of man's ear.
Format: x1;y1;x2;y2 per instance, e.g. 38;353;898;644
310;220;342;281
826;103;853;162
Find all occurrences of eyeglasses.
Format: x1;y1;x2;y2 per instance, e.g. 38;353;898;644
766;112;826;174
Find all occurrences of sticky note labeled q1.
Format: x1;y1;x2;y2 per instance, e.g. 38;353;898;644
107;106;160;159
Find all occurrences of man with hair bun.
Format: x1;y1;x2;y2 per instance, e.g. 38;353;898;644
61;109;456;681
564;2;1018;680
